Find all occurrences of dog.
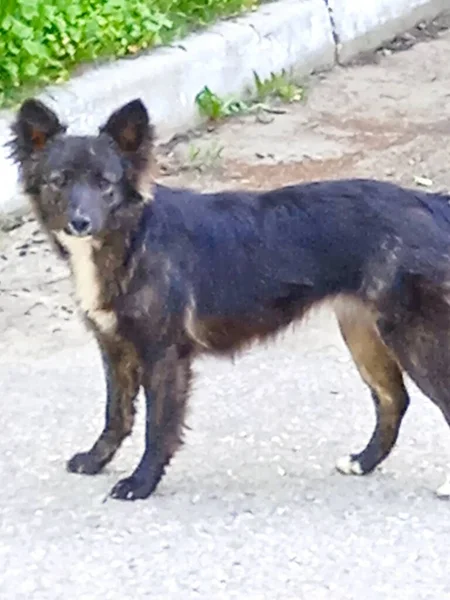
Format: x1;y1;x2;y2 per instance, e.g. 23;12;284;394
9;97;450;501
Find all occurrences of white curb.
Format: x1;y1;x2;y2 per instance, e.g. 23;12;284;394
329;0;449;63
0;0;447;218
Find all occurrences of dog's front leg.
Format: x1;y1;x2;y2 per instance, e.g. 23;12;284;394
109;345;192;501
67;335;142;475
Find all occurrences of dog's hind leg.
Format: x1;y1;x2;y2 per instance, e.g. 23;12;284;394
422;401;450;499
432;396;450;499
436;428;450;499
67;336;142;475
373;279;450;499
334;299;410;476
110;346;192;501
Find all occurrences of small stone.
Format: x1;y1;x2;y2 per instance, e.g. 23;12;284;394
414;175;433;187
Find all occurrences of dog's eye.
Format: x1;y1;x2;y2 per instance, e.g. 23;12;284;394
47;171;67;188
98;178;114;195
98;177;111;190
103;171;118;183
97;172;117;198
97;172;115;188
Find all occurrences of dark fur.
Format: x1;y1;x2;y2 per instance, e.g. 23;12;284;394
9;97;450;501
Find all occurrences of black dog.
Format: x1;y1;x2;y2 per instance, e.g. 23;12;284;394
9;97;450;501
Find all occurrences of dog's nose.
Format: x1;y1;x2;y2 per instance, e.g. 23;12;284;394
68;214;92;236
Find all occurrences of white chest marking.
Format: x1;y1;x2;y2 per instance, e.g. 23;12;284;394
56;231;117;334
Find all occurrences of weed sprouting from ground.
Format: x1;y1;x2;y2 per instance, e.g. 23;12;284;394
195;70;306;122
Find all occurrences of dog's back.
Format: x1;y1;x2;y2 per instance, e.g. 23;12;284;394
149;178;450;318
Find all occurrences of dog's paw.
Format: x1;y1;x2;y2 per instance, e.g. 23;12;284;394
335;455;364;476
109;475;155;501
436;476;450;500
67;451;103;475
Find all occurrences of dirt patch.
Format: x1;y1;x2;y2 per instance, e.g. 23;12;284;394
223;154;360;189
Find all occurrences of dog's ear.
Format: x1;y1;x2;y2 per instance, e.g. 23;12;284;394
100;99;155;200
99;99;154;154
11;99;66;158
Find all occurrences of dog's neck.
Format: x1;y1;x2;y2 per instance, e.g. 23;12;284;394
54;205;146;334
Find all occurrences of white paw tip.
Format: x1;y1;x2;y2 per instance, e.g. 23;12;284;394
436;478;450;499
336;455;364;476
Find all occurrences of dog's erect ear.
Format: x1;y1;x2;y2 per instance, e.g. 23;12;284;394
99;99;153;153
12;99;66;155
99;99;155;200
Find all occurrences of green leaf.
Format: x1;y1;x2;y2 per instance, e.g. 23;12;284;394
2;60;19;81
22;39;48;58
24;62;39;77
10;17;33;40
18;0;39;21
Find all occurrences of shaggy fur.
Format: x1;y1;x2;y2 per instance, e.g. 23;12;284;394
9;97;450;501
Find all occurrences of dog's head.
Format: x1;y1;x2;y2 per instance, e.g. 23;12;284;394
9;98;154;238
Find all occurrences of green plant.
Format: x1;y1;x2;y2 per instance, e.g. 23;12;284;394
194;70;305;122
0;0;259;108
195;86;250;121
186;141;225;170
253;70;304;102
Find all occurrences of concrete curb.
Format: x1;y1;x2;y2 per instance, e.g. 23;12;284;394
328;0;449;63
0;0;446;218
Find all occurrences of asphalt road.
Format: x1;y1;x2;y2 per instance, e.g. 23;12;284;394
1;20;450;600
